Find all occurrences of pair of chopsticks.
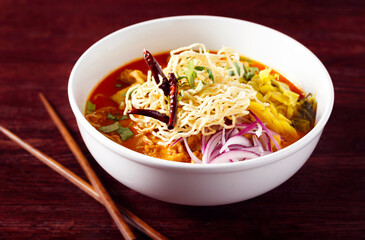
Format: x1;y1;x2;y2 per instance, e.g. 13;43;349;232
0;93;168;240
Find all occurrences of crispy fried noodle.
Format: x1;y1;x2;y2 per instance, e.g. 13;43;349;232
124;43;258;145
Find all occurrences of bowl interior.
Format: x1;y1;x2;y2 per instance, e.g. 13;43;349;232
69;16;333;167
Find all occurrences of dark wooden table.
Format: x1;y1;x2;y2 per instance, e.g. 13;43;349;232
1;0;364;239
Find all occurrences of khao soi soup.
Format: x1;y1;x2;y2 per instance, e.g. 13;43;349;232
85;43;316;164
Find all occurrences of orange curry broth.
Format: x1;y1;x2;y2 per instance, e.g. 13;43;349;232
86;52;304;151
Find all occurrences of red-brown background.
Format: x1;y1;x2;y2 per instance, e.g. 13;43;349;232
0;0;364;239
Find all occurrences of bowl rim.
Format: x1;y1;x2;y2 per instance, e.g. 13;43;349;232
68;15;334;172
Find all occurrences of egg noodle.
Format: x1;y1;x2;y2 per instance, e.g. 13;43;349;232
124;43;259;145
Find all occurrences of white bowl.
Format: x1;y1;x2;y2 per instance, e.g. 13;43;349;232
68;16;334;206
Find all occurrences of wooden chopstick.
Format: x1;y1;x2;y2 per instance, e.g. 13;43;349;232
0;125;168;240
37;94;135;240
0;125;100;201
38;93;168;240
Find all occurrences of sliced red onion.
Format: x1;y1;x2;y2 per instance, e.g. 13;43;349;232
226;145;264;155
235;122;252;126
201;134;207;153
249;111;281;150
255;123;263;137
202;131;222;164
183;137;202;164
210;148;221;160
266;128;280;136
222;128;237;153
220;135;252;153
227;128;239;139
171;137;182;147
259;133;271;151
234;121;258;137
184;114;283;164
252;135;263;149
210;150;260;164
222;127;227;146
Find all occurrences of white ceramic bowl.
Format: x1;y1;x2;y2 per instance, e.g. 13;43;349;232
68;16;334;206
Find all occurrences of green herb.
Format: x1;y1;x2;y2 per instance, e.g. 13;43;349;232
107;113;116;120
98;122;120;133
206;67;214;81
229;62;242;76
121;88;137;97
86;101;96;113
98;122;134;141
176;72;186;81
240;56;252;63
242;65;259;81
116;126;134;141
233;62;241;76
115;84;122;88
185;60;197;88
194;66;205;71
178;90;185;101
195;66;214;82
195;80;204;92
107;113;129;121
176;76;186;81
178;81;189;88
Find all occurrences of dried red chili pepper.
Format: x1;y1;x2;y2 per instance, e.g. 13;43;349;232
127;109;169;124
168;73;178;130
143;49;170;96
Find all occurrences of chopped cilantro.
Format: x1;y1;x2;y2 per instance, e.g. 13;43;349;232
86;101;96;113
98;122;134;141
107;113;129;121
107;113;116;120
115;84;122;88
116;126;134;141
98;122;120;133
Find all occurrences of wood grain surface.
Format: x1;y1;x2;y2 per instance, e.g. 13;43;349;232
0;0;364;239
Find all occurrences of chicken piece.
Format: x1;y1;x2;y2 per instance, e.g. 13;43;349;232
111;83;139;108
120;69;146;84
144;142;190;163
187;134;201;152
111;70;147;108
